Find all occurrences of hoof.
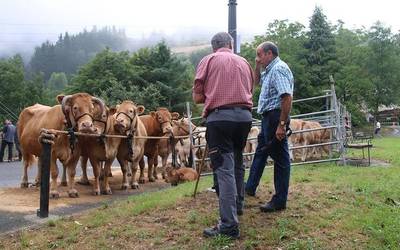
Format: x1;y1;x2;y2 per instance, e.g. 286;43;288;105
121;184;129;190
108;172;113;177
149;177;156;182
131;183;140;189
101;189;112;195
68;190;79;198
20;182;29;188
50;191;60;199
127;173;132;177
139;178;145;184
93;190;101;196
61;181;68;187
77;179;90;186
162;175;166;180
153;175;158;180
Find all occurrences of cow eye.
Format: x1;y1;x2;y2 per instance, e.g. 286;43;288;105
129;109;133;113
73;106;78;110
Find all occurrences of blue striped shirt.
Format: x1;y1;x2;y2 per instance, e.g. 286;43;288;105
257;57;294;114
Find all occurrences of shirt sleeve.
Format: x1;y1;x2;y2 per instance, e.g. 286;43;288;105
273;67;293;97
193;56;211;94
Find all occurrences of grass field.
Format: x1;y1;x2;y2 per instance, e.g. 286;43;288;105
1;137;399;249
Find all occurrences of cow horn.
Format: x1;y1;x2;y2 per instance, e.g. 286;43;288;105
61;95;72;116
92;97;106;119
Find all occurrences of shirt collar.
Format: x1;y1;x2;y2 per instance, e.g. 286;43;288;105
215;47;233;53
265;57;280;74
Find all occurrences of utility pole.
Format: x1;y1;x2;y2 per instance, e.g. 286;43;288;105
228;0;237;54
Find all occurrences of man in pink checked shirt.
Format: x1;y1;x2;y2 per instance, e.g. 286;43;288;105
193;32;253;239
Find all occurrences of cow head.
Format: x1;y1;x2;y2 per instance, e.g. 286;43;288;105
57;93;106;133
114;101;145;135
165;166;181;186
172;117;197;136
150;108;179;135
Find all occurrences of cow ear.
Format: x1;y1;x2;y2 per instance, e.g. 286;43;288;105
56;95;65;104
109;107;117;115
171;112;180;120
137;105;145;115
150;111;156;118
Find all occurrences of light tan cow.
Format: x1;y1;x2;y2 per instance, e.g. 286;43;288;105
288;119;305;161
300;120;330;161
153;117;195;178
18;93;105;198
138;108;179;185
115;101;147;189
244;126;260;162
165;166;198;186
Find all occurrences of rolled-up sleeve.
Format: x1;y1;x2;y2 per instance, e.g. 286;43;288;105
274;67;293;97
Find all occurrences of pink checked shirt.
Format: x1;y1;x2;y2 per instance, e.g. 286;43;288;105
193;48;254;117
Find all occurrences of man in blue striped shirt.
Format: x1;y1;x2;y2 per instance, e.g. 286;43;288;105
245;41;294;213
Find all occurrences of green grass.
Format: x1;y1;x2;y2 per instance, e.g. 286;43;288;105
1;137;400;249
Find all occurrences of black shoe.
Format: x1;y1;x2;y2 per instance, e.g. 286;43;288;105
260;201;286;213
203;226;240;239
237;209;243;216
245;188;255;197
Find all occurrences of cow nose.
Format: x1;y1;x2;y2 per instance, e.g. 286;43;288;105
82;121;93;128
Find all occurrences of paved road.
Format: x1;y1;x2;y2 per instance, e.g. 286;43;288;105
0;159;91;188
0;158;169;235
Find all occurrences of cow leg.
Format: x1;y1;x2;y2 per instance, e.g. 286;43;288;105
147;155;156;182
102;160;113;195
153;156;159;180
61;164;67;186
49;156;60;198
90;158;101;196
161;155;168;179
130;160;140;189
138;157;146;184
34;157;42;186
66;156;80;198
77;156;90;185
20;156;30;188
117;156;129;190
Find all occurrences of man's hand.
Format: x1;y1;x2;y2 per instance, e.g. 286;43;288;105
275;124;286;141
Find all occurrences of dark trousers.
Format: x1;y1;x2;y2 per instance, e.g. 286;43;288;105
245;109;291;206
0;140;14;161
206;120;251;230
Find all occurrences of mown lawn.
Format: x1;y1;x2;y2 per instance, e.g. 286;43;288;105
1;137;399;249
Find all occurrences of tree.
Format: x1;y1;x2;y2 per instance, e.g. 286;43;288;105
364;22;400;115
305;6;337;93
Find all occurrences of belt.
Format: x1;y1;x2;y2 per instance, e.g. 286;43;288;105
209;105;251;114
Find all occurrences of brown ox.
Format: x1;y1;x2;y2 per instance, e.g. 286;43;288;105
138;108;179;185
18;93;105;198
165;166;198;186
154;117;196;178
115;101;147;189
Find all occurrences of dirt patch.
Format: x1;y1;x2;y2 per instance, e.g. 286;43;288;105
0;171;169;213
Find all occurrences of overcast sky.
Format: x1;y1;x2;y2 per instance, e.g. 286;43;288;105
1;0;400;52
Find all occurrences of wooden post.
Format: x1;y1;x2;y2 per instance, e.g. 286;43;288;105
37;142;51;218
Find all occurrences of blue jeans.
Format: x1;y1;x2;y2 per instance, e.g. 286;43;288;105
245;109;291;206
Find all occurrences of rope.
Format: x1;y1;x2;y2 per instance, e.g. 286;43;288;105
41;129;190;140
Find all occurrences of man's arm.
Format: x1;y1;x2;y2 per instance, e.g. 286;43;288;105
276;94;292;141
254;63;262;86
192;79;205;104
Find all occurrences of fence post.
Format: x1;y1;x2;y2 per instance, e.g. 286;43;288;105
37;142;51;218
186;102;195;169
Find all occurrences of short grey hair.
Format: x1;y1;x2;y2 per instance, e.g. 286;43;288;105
259;41;279;56
211;32;233;51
